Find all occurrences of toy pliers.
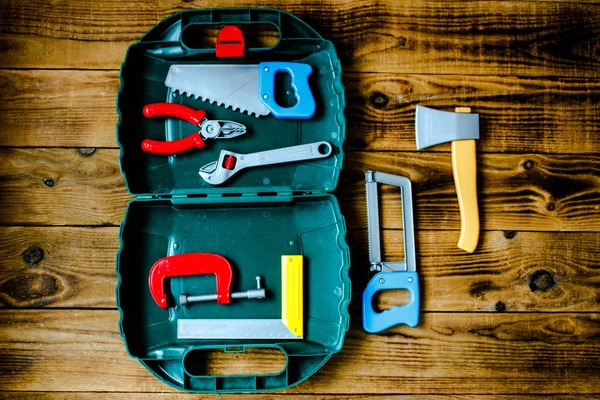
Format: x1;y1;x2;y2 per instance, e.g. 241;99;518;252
141;103;246;155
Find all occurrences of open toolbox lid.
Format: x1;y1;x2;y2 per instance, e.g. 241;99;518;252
116;8;345;197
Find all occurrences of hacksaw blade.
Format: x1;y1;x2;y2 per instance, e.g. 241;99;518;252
365;171;381;269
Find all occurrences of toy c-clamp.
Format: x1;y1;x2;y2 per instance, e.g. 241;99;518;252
148;253;265;309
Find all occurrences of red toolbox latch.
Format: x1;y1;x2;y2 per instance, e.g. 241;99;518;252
216;25;244;58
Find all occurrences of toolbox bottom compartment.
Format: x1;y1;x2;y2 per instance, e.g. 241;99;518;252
116;195;350;392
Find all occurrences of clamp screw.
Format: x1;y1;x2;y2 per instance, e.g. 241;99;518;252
180;275;266;306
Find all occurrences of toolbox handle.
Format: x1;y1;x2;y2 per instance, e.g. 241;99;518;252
362;272;420;332
140;9;323;53
181;8;322;44
179;346;330;391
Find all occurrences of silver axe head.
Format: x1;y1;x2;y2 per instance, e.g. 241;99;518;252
415;105;480;149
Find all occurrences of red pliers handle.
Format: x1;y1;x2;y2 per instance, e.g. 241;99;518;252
141;103;207;155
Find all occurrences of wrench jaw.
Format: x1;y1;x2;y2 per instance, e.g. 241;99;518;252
198;150;242;185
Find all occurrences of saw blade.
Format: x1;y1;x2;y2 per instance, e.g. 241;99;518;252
365;171;381;270
165;64;270;117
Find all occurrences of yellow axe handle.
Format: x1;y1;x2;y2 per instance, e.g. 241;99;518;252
452;107;479;253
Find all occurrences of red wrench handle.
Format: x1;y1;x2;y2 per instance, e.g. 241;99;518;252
148;253;233;309
141;133;206;155
143;103;206;126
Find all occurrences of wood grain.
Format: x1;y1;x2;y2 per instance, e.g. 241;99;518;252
0;227;118;308
1;1;599;76
345;74;600;153
2;70;600;154
1;149;598;231
0;148;130;225
1;310;598;394
1;395;592;400
185;347;287;377
350;229;600;313
1;227;598;313
0;0;599;396
340;151;600;232
0;70;119;148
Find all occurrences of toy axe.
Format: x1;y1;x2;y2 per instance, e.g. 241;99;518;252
415;106;480;253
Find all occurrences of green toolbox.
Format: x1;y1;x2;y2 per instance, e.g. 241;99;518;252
116;8;350;393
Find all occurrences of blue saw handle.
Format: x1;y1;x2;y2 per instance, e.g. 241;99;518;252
258;62;316;119
362;271;420;333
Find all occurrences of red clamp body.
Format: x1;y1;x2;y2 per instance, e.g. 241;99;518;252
216;25;245;58
148;253;232;309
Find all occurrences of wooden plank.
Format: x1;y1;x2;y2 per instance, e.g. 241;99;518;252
0;70;119;148
349;229;600;313
0;310;598;394
0;148;130;225
340;151;600;232
0;227;118;308
1;394;592;400
2;70;600;154
0;1;599;76
1;227;598;313
344;74;600;153
1;149;598;231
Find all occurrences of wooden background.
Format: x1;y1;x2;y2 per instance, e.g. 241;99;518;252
1;0;599;398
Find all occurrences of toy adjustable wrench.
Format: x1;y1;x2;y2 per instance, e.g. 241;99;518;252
148;253;265;309
363;171;420;333
199;141;332;185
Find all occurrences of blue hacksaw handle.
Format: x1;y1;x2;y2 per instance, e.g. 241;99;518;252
258;62;316;119
362;271;420;333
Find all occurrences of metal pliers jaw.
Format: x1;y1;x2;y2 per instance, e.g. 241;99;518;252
141;102;246;155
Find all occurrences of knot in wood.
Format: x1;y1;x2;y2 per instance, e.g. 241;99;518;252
78;148;96;157
22;246;44;266
523;160;534;170
0;273;63;305
503;230;517;239
495;301;507;312
369;92;389;109
529;270;555;292
43;179;55;187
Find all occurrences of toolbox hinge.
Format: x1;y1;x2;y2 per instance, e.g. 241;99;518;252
290;190;328;197
135;190;330;200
